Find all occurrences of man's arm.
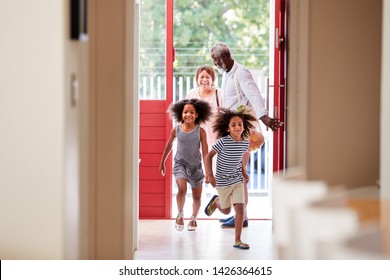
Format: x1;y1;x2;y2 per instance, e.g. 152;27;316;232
238;69;282;131
236;68;267;118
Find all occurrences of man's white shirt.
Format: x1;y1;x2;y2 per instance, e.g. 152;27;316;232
221;61;267;119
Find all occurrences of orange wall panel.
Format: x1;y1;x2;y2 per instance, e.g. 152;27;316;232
139;207;165;218
140;127;165;140
140;153;163;167
140;193;165;207
140;113;166;127
139;100;171;218
140;166;162;180
140;100;166;112
139;180;165;194
140;140;165;153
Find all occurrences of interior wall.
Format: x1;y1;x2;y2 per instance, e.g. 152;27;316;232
78;38;91;260
0;0;67;259
64;1;92;259
381;0;390;200
286;0;309;176
287;0;381;188
126;0;139;257
0;0;136;260
89;0;135;259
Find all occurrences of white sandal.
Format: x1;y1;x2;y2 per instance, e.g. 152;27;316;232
175;211;184;231
187;215;197;231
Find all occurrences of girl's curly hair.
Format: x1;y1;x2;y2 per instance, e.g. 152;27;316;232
169;98;212;124
213;108;257;139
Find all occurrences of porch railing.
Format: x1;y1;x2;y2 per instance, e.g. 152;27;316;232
140;74;271;194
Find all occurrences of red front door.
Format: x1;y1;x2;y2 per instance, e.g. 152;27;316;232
139;0;174;219
140;0;287;218
273;0;287;172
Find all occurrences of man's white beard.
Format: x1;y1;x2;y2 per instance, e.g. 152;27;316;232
217;67;226;74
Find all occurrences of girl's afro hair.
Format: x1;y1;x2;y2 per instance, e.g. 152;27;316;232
213;108;257;139
169;98;212;124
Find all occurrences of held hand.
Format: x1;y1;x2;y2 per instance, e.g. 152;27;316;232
260;115;283;131
206;175;217;188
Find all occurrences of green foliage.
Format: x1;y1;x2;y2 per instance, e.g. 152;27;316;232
140;0;166;76
173;0;269;75
139;0;270;98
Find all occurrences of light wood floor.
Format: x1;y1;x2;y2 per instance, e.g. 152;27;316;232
171;193;273;220
134;219;275;260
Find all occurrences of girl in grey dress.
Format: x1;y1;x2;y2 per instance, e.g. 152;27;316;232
159;99;212;231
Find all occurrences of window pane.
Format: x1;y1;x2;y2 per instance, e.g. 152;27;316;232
139;0;166;100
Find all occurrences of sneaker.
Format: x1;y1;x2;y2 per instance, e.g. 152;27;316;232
219;215;234;223
221;217;249;228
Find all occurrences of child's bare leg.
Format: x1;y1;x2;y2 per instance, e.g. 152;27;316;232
176;179;187;227
234;203;245;244
210;196;232;214
219;206;231;215
191;184;202;217
210;196;231;215
242;152;250;220
189;184;202;229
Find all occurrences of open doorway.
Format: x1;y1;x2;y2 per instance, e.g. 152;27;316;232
139;0;283;220
170;0;274;220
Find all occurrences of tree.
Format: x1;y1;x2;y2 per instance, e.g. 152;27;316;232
139;0;270;97
174;0;269;75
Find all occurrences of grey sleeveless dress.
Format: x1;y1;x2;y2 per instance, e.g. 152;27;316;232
173;124;204;188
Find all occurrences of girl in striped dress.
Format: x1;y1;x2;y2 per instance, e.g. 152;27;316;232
204;108;256;249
